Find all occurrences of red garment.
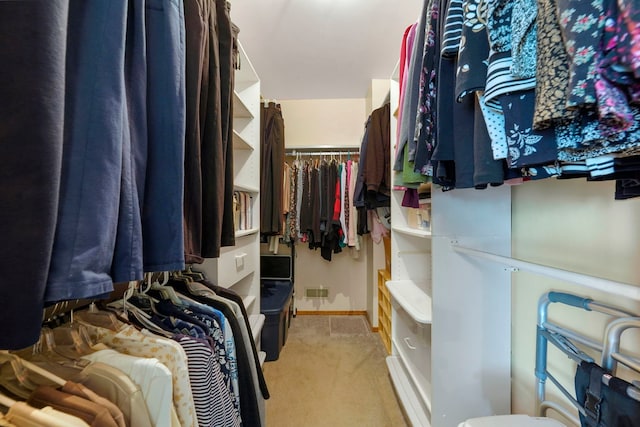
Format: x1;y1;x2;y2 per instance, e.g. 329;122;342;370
395;23;418;155
398;24;413;94
333;168;343;241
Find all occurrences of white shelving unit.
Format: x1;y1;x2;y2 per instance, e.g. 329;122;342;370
386;67;512;426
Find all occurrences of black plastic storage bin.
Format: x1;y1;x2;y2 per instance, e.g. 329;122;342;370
260;279;293;361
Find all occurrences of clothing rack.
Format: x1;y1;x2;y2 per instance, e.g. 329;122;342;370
41;273;166;325
285;147;360;158
451;243;640;301
42;298;96;324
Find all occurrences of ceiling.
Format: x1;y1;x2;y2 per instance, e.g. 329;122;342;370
229;0;423;100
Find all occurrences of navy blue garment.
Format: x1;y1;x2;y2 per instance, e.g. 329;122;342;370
452;86;477;189
46;1;129;302
112;0;187;282
153;314;208;340
0;0;68;349
141;0;186;272
182;298;226;330
432;52;457;188
499;90;557;169
414;0;442;173
473;95;504;188
112;0;146;283
616;179;640;200
155;299;216;336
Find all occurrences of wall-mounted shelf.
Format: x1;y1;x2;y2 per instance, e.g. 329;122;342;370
233;129;254;151
236;228;259;238
234;183;259;194
392;225;432;239
233;90;254;119
386;280;432;324
243;295;256;312
250;313;265;343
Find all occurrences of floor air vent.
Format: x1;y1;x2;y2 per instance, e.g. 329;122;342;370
305;288;329;298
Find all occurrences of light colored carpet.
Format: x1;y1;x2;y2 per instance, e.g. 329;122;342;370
263;315;408;427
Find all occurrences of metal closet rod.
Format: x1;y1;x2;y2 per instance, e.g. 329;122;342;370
286;149;359;157
286;151;358;157
451;243;640;301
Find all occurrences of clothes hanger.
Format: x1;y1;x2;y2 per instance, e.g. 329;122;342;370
181;266;205;282
35;326;57;355
118;300;174;339
106;280;138;321
75;302;124;332
50;308;95;359
0;390;16;409
169;270;197;291
13;328;88;381
0;352;66;388
149;271;183;305
130;311;173;339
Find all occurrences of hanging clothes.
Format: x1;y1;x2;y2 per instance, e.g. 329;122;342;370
284;153;360;259
0;0;68;350
46;0;131;303
0;268;269;427
363;103;391;207
139;0;187;273
184;0;238;261
395;0;640;198
260;102;286;236
0;0;242;349
168;279;266;427
78;322;199;427
218;0;240;250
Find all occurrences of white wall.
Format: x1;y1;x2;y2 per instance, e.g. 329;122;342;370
511;178;640;418
280;98;366;148
280;98;371;312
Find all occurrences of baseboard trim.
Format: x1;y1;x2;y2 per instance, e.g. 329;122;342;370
296;310;368;316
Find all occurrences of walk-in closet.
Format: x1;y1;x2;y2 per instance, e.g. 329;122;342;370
2;1;640;427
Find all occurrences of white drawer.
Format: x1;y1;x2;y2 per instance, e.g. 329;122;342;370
393;304;432;402
217;244;256;288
